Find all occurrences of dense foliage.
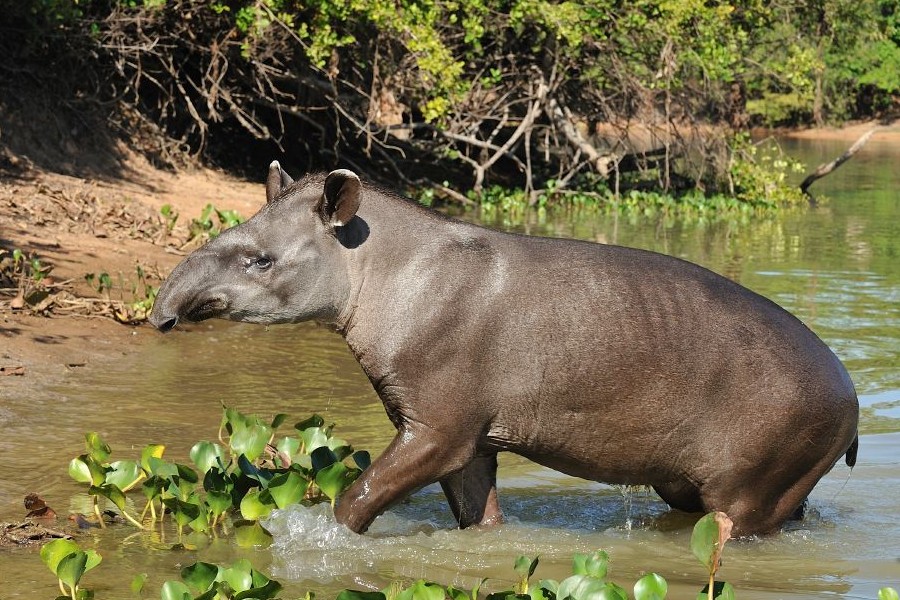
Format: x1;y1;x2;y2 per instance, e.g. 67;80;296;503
2;0;897;204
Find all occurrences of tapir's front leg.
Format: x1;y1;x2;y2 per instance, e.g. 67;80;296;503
334;425;475;533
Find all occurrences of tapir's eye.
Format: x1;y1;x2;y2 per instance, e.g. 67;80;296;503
251;256;273;270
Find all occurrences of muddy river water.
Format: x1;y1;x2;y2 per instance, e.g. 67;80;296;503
1;137;898;597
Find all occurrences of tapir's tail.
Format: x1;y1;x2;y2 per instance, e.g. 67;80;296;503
845;434;859;467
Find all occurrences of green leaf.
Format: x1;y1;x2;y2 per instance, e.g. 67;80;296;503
90;483;127;511
352;450;372;470
315;462;354;505
83;549;102;574
181;562;220;594
276;436;301;463
160;580;193;600
634;573;667;600
234;580;283;600
140;444;166;472
107;460;143;491
176;463;199;484
337;592;386;600
268;471;309;509
84;432;111;462
147;456;177;478
207;490;233;516
556;575;624;600
56;551;88;589
311;446;338;472
240;489;275;520
271;413;289;429
300;427;330;454
69;455;107;486
221;559;254;593
190;441;225;474
41;539;82;574
231;423;272;461
879;589;900;600
691;513;719;570
397;580;446;600
131;573;148;595
234;520;273;548
294;414;325;431
696;582;735;600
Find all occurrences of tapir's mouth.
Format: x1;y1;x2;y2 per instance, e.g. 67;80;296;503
185;297;228;322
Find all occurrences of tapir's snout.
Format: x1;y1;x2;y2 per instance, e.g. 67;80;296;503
152;314;179;333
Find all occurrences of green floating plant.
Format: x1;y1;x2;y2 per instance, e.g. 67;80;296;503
40;539;102;600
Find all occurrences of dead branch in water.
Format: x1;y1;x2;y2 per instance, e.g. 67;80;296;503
800;127;878;195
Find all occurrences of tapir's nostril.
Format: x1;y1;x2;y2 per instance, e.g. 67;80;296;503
157;316;178;333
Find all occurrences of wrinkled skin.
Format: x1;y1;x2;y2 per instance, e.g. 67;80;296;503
149;164;859;536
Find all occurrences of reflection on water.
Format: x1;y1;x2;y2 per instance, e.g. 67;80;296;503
0;138;898;598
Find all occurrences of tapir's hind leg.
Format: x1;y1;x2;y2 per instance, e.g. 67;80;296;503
440;454;504;528
653;480;704;513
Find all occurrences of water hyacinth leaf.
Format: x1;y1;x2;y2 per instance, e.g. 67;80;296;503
276;436;301;463
315;462;355;505
397;580;446;600
696;582;735;600
445;587;469;600
221;559;254;592
189;507;210;532
530;588;551;600
56;550;88;588
234;520;274;548
337;591;386;600
515;555;540;580
68;456;94;484
238;454;273;487
633;573;667;600
176;463;199;484
84;432;111;462
240;489;275;520
234;579;283;600
691;512;732;572
271;413;288;429
181;562;220;594
190;441;224;474
107;460;143;491
538;580;559;596
207;490;233;516
583;551;609;579
268;471;309;509
231;423;271;461
556;575;621;600
69;455;107;485
40;538;82;574
352;450;372;471
140;444;165;472
131;573;148;595
311;446;338;472
203;466;233;493
300;427;330;454
879;589;900;600
83;549;102;574
90;483;127;511
148;456;177;478
161;580;193;600
295;414;325;431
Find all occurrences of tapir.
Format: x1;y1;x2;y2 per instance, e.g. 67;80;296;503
149;163;859;536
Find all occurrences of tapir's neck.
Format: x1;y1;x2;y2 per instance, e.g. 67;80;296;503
332;192;488;378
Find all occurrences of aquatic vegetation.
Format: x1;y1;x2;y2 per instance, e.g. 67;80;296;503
47;413;899;599
40;538;101;600
66;407;369;542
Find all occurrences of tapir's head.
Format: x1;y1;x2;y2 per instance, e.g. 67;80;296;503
149;164;363;332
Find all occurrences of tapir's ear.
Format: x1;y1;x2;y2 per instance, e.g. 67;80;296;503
319;169;361;227
266;160;294;204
